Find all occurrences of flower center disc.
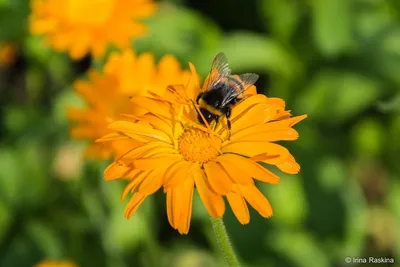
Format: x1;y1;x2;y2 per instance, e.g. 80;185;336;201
178;128;221;163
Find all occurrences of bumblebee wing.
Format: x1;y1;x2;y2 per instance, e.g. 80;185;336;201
202;52;232;92
239;73;259;88
220;73;259;106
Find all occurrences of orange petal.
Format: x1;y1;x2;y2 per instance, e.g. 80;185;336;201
166;188;175;228
232;127;299;143
243;85;257;96
124;192;147;218
118;141;172;159
111;139;143;158
166;178;194;234
226;104;279;133
130;96;170;117
240;185;273;218
222;142;289;165
194;170;225;218
164;84;191;105
108;120;171;142
226;186;250;224
264;97;286;108
138;168;165;195
231;115;306;142
140;114;173;137
220;154;280;184
132;155;182;170
230;94;269;121
164;161;193;188
104;161;139;181
203;161;232;194
187;62;201;100
96;132;130;143
121;171;150;200
201;68;219;92
217;154;254;185
141;147;178;158
276;154;300;174
268;115;307;128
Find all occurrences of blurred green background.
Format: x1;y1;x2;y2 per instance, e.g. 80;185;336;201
1;0;399;266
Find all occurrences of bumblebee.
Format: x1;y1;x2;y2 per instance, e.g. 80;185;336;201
196;52;259;137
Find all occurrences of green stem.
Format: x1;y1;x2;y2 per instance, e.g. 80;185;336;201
210;217;241;267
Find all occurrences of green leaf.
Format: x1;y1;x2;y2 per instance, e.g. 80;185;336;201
24;36;54;65
295;70;381;124
259;0;302;42
193;32;301;79
0;200;12;243
26;220;64;258
103;198;154;255
311;0;353;56
0;148;22;205
377;93;400;113
260;174;308;227
387;180;400;259
134;3;221;66
165;248;218;267
53;86;85;125
388;115;400;155
0;0;29;41
0;143;48;208
317;157;347;192
340;177;367;259
351;118;385;157
0;0;10;8
266;230;330;267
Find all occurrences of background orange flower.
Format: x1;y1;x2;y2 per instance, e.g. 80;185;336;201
29;0;157;59
67;49;195;159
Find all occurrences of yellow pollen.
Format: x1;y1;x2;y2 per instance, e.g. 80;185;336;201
178;128;221;163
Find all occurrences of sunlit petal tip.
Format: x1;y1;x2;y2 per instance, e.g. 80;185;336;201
188;62;197;76
241;185;273;218
277;155;301;174
290;114;308;127
104;161;131;181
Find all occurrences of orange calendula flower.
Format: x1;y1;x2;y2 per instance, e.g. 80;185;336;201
98;55;307;234
29;0;156;59
35;260;77;267
67;49;193;159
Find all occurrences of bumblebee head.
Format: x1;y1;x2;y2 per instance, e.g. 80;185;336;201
198;107;219;125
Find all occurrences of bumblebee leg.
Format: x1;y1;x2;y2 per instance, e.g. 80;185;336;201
226;108;232;140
